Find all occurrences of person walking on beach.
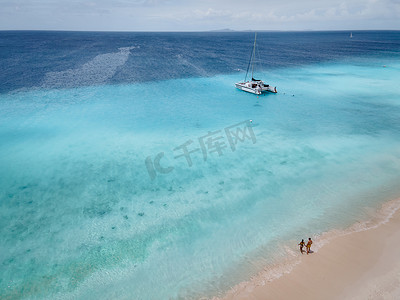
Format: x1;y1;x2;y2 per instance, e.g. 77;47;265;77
306;238;313;254
298;239;305;254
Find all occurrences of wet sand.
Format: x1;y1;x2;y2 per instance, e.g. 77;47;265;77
223;199;400;300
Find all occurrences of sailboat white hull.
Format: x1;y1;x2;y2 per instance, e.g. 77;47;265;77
235;82;277;95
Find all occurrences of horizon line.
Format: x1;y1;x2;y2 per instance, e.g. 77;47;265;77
1;29;400;33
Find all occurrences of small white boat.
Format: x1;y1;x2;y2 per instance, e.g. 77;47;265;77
235;33;277;95
350;32;353;38
235;79;276;95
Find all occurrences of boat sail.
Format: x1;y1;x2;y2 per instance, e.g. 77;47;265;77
235;33;277;95
350;32;353;38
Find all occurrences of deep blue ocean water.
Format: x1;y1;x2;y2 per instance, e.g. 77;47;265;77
1;31;400;299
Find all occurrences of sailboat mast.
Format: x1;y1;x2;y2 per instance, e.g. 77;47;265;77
251;32;257;80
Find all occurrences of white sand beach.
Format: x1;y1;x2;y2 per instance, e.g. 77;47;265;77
224;199;400;300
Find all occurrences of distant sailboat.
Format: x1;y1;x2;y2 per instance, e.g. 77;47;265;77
235;33;277;95
350;32;353;38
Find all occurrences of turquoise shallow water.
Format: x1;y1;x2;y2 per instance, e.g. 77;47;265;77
1;57;400;299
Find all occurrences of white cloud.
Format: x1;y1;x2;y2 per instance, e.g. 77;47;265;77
0;0;399;30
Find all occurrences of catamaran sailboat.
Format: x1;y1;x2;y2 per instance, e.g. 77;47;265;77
235;33;277;95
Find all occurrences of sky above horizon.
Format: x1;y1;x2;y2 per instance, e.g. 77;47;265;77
1;0;399;31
